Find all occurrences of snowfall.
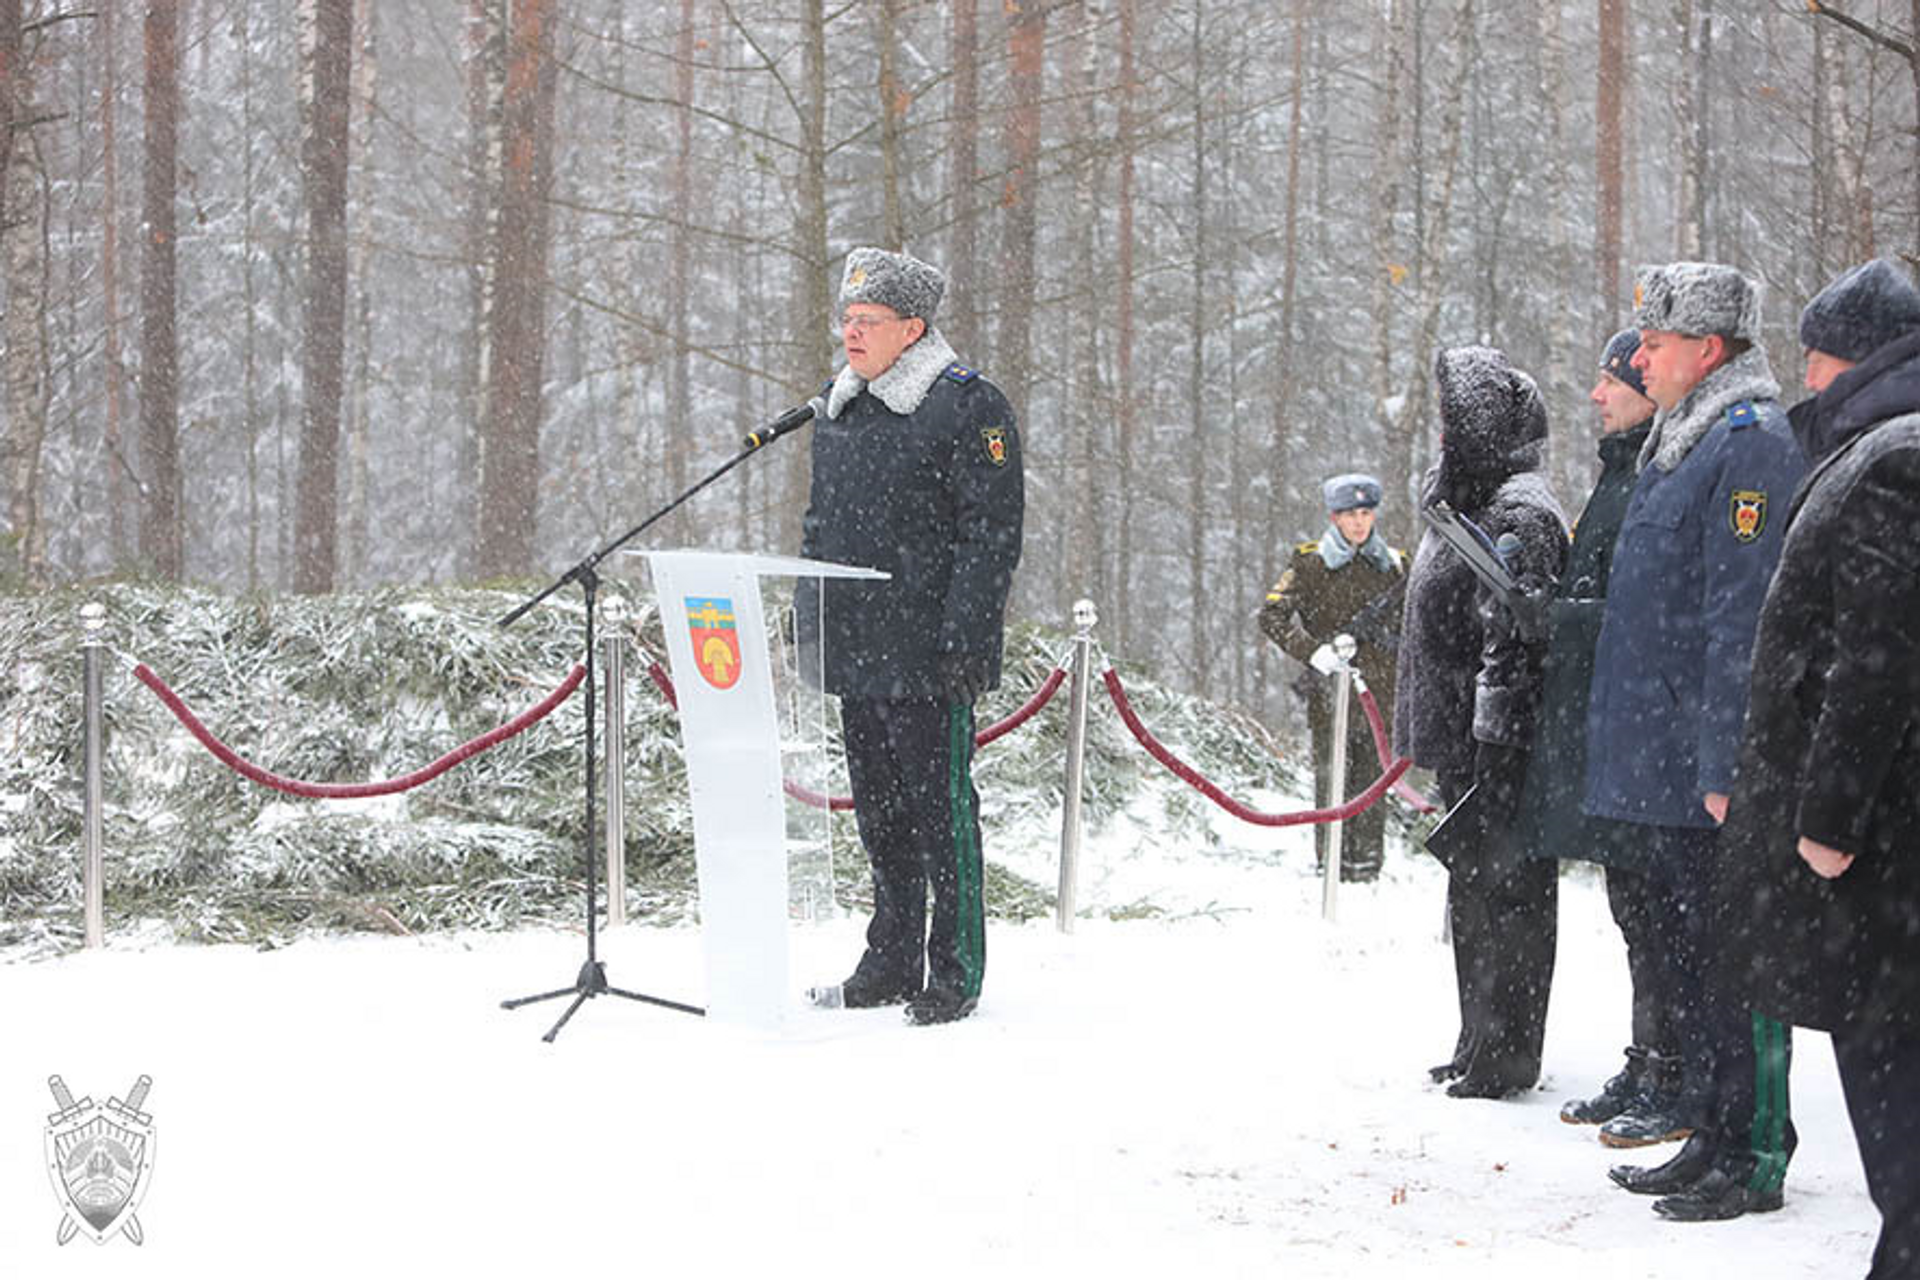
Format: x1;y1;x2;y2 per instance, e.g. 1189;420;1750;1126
2;808;1882;1278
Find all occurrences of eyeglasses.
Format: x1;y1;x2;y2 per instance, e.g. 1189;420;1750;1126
839;311;903;335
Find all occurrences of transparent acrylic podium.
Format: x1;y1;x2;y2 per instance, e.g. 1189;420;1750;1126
629;549;885;1028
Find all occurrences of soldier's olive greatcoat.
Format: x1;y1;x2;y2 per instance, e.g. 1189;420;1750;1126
1260;540;1405;869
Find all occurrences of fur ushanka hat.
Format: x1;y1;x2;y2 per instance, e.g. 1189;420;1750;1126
1632;261;1763;343
838;247;946;323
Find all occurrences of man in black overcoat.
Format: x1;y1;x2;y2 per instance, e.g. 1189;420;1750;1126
1718;259;1920;1278
800;247;1025;1026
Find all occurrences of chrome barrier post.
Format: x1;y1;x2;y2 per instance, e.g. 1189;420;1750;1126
601;632;628;928
1056;599;1097;934
1321;633;1357;923
81;602;107;949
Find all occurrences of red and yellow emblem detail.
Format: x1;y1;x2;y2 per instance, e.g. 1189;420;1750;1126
981;425;1008;467
686;596;742;690
1729;490;1767;543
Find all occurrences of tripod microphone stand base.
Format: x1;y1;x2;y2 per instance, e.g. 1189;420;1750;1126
503;959;705;1043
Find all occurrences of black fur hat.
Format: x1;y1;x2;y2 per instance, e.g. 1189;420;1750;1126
1798;259;1920;363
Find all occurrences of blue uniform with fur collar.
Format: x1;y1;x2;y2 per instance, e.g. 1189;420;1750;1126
1584;397;1807;828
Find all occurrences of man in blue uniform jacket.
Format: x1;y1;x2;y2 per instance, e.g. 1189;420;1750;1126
800;246;1024;1026
1589;262;1809;1220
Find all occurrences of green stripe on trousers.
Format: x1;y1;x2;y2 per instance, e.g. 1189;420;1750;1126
1749;1012;1791;1194
948;705;984;999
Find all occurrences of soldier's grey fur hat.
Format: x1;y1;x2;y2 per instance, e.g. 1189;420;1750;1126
1633;261;1763;342
839;247;945;322
1798;258;1920;363
1323;473;1383;511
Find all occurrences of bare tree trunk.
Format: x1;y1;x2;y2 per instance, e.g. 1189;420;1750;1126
293;0;354;594
475;0;557;578
1185;2;1210;691
343;0;379;584
1536;2;1582;500
138;0;183;581
1064;0;1105;615
236;1;262;587
2;79;46;581
1113;0;1137;653
1261;0;1311;716
0;0;18;215
666;0;696;530
1806;0;1920;266
997;0;1049;412
1674;0;1709;259
1596;0;1626;314
946;0;979;354
459;0;503;576
1369;0;1409;509
780;0;833;553
876;0;905;249
1388;0;1476;503
99;0;129;568
1819;28;1874;261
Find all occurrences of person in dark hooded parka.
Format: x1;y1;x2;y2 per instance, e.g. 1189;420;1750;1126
1395;345;1570;1099
1718;258;1920;1279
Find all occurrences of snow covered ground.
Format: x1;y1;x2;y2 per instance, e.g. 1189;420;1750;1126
2;827;1880;1278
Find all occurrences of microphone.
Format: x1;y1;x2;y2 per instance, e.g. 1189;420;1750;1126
743;396;827;450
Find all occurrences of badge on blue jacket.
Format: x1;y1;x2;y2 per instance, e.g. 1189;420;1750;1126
1729;489;1767;543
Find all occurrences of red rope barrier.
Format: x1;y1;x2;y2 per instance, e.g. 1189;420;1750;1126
643;659;1068;810
1101;666;1412;828
977;665;1068;745
1358;684;1436;813
136;662;587;799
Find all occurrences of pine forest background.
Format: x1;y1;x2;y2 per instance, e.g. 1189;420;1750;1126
2;0;1916;726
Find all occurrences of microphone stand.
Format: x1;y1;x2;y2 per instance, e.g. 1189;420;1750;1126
498;422;802;1042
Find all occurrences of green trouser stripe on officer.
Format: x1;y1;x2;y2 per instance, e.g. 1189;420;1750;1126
1748;1013;1791;1193
949;705;984;999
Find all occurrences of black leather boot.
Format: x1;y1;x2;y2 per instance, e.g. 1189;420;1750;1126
1561;1046;1647;1125
1653;1168;1784;1221
1609;1130;1716;1196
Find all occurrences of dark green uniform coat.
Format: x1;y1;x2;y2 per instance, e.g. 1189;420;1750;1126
1259;540;1405;874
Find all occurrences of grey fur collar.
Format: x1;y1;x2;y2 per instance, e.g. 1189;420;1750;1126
1639;345;1781;473
826;328;958;419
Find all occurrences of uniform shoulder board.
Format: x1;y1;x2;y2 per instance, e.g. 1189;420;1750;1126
1295;540;1319;555
1389;546;1407;569
1726;400;1758;430
944;362;979;384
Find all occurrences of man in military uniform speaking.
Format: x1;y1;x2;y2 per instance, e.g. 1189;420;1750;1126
1258;474;1405;881
800;247;1024;1026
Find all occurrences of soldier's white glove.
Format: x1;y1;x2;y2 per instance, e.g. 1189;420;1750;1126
1309;643;1342;675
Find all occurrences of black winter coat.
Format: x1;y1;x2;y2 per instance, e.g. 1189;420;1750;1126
1394;347;1570;785
799;359;1024;699
1718;330;1920;1032
1513;422;1651;869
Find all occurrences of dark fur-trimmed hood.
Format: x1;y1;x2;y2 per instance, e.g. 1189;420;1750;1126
1432;345;1548;508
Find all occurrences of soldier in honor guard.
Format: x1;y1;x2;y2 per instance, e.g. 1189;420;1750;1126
1258;473;1405;881
799;247;1024;1026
